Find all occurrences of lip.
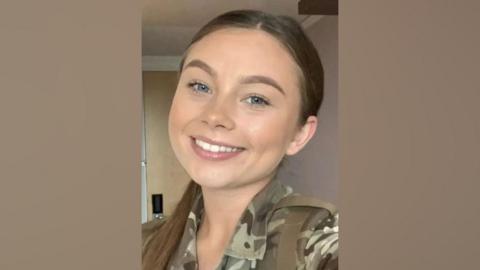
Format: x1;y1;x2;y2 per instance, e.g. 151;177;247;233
190;137;245;161
190;135;245;149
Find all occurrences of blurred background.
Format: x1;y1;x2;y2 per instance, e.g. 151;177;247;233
141;0;338;223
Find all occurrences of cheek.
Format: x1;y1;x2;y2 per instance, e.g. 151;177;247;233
169;93;191;130
242;113;292;152
168;98;180;133
168;95;189;144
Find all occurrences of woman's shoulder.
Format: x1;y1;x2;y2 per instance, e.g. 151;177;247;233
303;211;339;269
268;193;339;270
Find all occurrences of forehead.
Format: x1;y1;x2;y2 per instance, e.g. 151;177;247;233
183;28;301;87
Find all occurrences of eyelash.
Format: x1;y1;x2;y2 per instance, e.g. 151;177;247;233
186;80;271;107
245;94;271;106
187;81;211;94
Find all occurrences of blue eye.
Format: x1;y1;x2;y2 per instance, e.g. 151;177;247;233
245;95;271;106
187;81;210;93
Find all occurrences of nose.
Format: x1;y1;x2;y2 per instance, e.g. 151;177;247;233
200;98;235;131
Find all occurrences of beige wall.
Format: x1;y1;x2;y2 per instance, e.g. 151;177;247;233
143;71;190;219
277;16;338;204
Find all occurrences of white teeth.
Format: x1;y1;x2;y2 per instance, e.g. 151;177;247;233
194;138;242;153
211;145;220;152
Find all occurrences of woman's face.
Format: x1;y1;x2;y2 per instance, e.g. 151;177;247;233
168;28;317;190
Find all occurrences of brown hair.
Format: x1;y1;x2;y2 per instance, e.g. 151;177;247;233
142;9;324;270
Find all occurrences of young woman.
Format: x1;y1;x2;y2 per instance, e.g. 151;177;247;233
142;10;338;270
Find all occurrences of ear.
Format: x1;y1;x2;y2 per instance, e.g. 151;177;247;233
286;115;318;156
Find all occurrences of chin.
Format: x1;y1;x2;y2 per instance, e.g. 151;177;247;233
190;173;237;190
193;181;233;191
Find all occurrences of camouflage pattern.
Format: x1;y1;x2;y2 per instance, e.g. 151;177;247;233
144;179;339;270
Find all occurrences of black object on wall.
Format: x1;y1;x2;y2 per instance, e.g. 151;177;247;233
298;0;338;15
152;193;163;216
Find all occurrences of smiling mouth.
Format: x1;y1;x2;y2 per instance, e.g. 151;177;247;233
190;136;245;153
189;136;246;161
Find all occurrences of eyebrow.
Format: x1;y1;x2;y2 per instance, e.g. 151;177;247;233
184;59;218;79
183;59;286;96
239;75;285;96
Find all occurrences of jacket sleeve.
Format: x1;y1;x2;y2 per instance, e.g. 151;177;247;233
303;212;339;270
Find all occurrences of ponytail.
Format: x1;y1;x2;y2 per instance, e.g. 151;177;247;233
142;180;201;270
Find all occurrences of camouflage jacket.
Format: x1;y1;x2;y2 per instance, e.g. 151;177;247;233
143;180;339;270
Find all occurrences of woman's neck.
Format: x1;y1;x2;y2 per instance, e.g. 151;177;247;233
195;175;276;270
197;178;271;245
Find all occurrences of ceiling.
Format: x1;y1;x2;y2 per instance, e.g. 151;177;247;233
142;0;309;56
